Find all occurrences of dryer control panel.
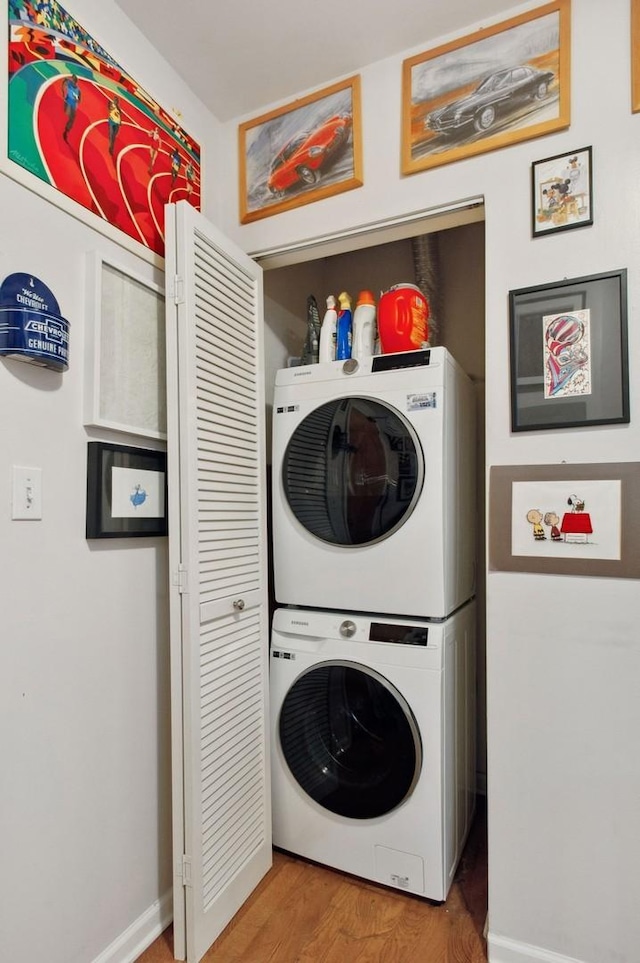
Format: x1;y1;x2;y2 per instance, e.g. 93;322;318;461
369;622;428;646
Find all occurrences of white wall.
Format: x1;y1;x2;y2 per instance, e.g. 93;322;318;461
219;2;640;962
0;2;222;961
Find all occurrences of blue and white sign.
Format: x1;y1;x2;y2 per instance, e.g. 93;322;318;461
0;273;70;371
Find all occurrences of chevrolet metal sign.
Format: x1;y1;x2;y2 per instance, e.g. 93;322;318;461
0;272;69;371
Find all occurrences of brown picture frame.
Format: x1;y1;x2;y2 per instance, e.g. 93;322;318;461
238;76;363;224
489;463;640;579
401;0;571;175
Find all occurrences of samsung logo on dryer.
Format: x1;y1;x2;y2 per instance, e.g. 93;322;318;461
290;619;309;626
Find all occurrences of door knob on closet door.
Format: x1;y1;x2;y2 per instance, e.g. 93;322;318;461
233;598;245;611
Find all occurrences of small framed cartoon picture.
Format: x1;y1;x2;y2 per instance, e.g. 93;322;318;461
531;146;593;237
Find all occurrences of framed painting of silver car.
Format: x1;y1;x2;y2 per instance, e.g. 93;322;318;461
401;0;571;175
238;76;363;223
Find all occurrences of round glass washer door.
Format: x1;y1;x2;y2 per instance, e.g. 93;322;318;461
282;396;424;546
278;660;422;820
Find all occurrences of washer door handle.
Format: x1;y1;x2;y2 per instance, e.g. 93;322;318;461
340;620;357;638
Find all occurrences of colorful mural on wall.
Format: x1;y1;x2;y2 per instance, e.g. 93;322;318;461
7;0;201;257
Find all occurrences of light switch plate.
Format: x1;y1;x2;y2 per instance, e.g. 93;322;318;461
12;466;42;520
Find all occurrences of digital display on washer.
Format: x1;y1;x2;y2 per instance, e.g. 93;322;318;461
369;622;428;646
371;349;430;372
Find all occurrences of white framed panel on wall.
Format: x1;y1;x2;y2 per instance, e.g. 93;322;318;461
84;251;167;440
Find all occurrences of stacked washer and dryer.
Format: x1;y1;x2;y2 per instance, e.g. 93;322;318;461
269;346;477;901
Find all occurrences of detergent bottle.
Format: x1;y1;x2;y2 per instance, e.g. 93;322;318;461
377;283;430;354
318;294;338;362
351;290;376;361
336;291;353;360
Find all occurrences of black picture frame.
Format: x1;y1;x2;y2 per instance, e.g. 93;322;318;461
86;441;168;538
509;269;629;432
531;145;593;237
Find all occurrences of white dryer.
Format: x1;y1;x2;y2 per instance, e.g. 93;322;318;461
270;602;476;901
272;347;475;619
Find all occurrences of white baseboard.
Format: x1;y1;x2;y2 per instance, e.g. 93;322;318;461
488;932;586;963
91;889;173;963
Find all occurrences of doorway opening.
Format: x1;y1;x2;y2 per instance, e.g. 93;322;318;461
256;197;487;888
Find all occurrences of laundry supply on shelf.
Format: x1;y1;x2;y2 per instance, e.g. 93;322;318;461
351;290;376;361
378;283;429;354
319;294;338;362
336;291;353;360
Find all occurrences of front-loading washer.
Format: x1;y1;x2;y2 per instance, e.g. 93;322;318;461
269;602;476;901
272;347;475;619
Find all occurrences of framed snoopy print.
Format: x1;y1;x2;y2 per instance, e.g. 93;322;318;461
508;269;629;432
532;146;593;236
489;463;640;579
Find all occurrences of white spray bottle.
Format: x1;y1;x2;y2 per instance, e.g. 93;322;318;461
319;294;338;363
351;290;377;361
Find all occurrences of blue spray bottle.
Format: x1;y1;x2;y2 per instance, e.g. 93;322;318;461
336;291;353;360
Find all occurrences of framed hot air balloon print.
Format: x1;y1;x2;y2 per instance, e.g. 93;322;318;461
86;441;167;538
508;269;629;432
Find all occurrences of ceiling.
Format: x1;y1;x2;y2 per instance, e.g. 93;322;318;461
114;0;522;122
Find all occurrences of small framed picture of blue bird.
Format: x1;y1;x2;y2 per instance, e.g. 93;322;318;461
86;441;167;538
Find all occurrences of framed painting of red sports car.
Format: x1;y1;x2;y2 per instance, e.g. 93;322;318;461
239;76;363;223
401;0;570;175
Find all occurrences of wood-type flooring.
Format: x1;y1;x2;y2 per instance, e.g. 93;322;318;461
137;798;487;963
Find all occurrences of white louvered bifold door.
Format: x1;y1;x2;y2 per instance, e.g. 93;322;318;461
165;201;271;963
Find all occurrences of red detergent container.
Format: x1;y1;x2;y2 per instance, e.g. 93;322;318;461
378;283;429;354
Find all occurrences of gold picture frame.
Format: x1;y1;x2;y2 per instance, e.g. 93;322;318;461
401;0;571;175
238;76;363;224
